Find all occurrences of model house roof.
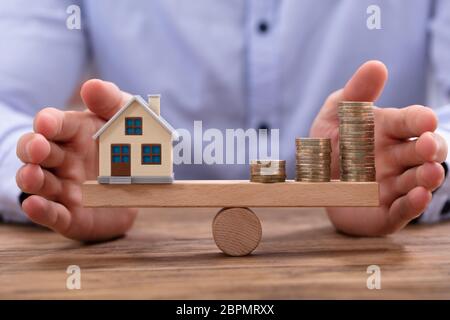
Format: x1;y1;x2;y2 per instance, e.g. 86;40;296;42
92;95;179;140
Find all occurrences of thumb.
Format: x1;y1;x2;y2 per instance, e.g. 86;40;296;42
318;60;388;122
81;79;132;120
342;60;388;101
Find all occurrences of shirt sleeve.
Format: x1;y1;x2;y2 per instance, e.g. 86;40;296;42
419;0;450;223
419;107;450;224
0;0;88;222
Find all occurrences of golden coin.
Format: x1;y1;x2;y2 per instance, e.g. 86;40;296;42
338;101;373;106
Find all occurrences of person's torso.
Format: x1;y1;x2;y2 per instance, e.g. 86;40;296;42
83;0;433;178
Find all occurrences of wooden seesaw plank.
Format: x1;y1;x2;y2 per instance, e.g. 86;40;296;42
82;180;379;208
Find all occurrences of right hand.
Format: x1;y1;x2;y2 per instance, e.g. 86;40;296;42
310;61;447;236
16;79;138;242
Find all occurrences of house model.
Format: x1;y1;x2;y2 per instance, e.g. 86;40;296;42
93;95;179;184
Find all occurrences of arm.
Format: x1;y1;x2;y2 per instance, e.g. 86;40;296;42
0;0;88;222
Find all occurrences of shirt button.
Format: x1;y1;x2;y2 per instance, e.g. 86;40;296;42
257;21;269;34
258;122;270;130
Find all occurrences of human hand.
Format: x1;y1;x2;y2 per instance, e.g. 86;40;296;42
310;61;448;236
16;80;138;241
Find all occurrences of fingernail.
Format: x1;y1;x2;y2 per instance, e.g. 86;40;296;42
18;168;23;184
18;167;26;188
25;140;32;159
433;135;440;161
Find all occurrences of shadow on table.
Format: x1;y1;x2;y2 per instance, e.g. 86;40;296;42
28;223;408;271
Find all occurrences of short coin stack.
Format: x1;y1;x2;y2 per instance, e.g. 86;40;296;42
295;138;331;182
338;101;376;182
250;160;286;183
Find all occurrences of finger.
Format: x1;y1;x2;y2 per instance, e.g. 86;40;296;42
17;132;49;163
22;195;71;235
34;108;80;142
16;164;63;199
380;105;438;140
435;132;448;163
389;132;446;168
17;132;65;168
390;162;444;201
342;60;388;102
81;79;132;120
318;60;388;122
386;186;431;233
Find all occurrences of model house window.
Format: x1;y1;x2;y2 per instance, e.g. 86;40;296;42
111;145;130;163
142;144;161;164
125;117;142;135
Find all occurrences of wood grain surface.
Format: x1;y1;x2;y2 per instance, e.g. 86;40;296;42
1;207;450;299
82;180;379;207
212;207;262;256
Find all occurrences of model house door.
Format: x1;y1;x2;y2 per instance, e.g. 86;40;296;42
111;144;131;176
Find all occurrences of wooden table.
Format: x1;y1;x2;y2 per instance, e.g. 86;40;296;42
1;207;450;299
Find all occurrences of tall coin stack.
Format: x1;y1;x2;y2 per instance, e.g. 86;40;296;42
338;101;376;181
250;160;286;183
295;138;331;182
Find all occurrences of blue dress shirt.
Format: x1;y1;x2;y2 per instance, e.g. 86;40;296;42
0;0;449;223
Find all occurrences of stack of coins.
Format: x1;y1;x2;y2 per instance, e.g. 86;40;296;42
338;101;376;181
295;138;331;182
250;160;286;183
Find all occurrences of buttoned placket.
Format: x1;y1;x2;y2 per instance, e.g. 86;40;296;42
245;0;282;134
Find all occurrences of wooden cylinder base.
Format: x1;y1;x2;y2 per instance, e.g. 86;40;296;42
212;207;262;256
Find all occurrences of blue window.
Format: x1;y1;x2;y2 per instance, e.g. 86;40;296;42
143;145;151;154
152;156;161;164
125;117;143;135
111;144;131;164
152;145;161;154
112;156;121;163
142;144;162;164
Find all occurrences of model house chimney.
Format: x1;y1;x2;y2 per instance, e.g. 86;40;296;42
148;94;161;116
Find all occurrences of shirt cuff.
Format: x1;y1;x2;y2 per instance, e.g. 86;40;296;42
0;120;32;224
418;161;450;224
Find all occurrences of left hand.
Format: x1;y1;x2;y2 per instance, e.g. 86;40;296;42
310;60;448;236
15;80;138;242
